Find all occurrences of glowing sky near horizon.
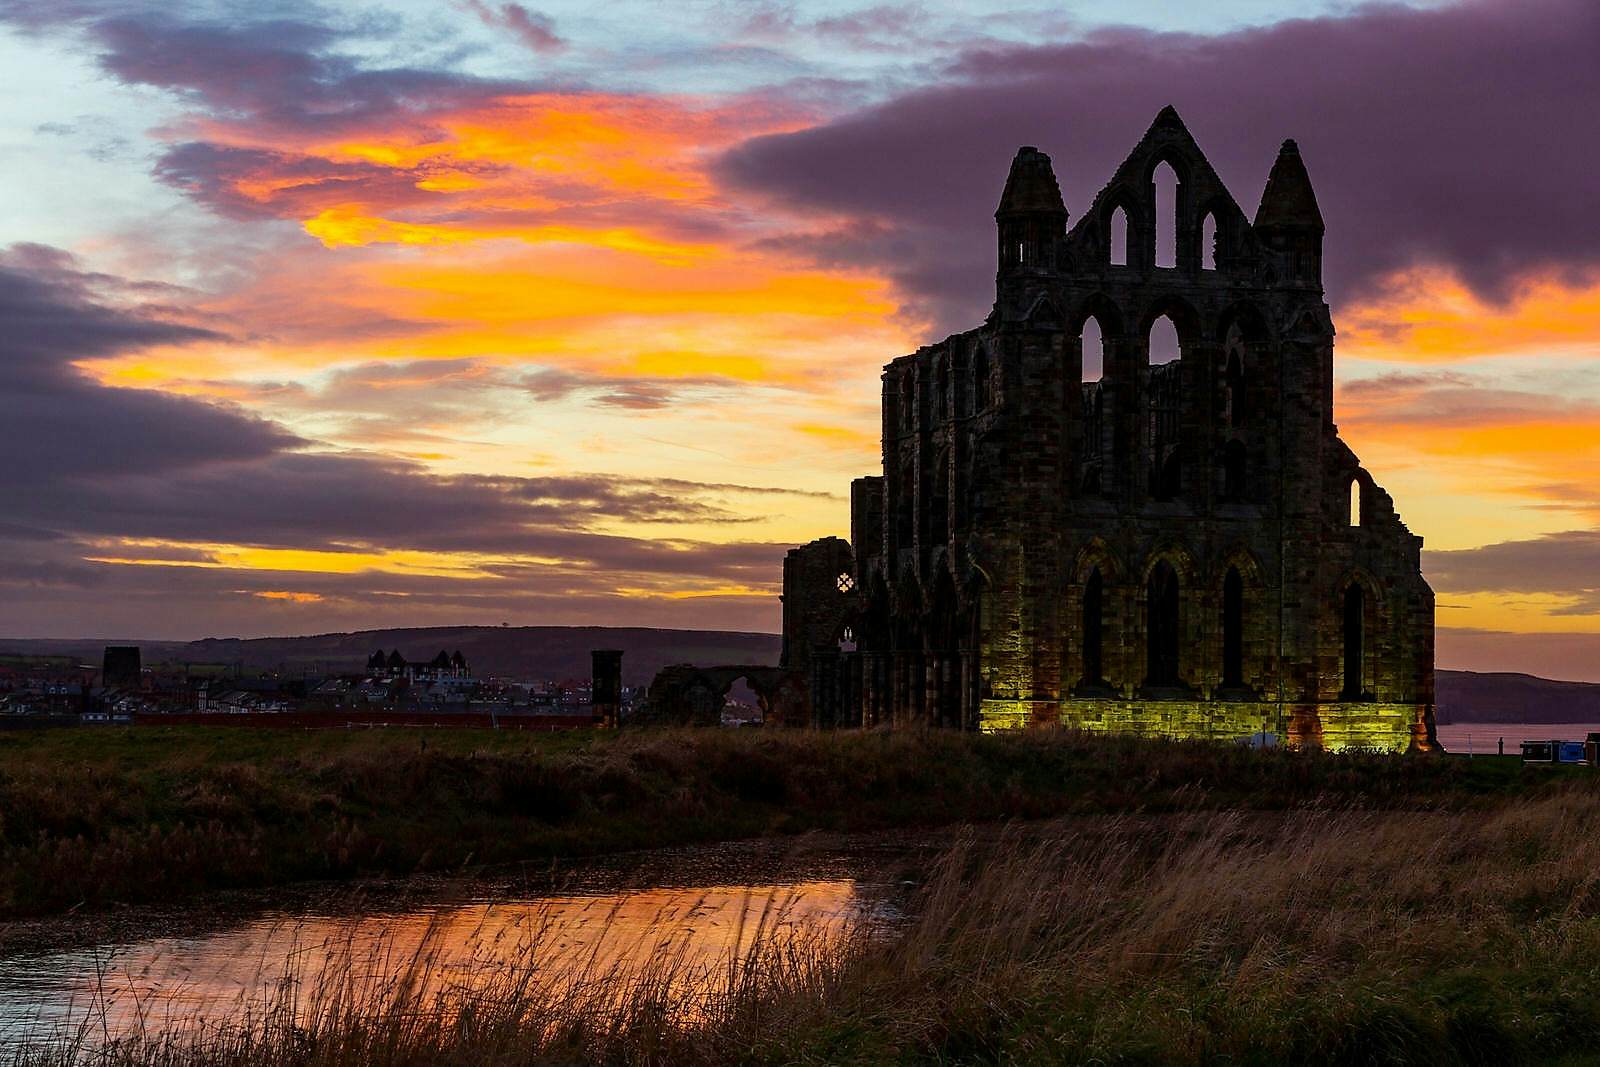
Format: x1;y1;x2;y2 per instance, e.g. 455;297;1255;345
1;0;1598;678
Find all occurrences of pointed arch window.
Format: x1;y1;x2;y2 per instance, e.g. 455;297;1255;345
1082;567;1104;684
1201;212;1218;271
926;449;949;546
1146;561;1180;687
1080;316;1107;496
1109;206;1129;267
1148;315;1181;501
1341;583;1365;700
1349;477;1362;527
1149;314;1180;368
1154;162;1178;269
896;457;915;547
1081;315;1105;383
1223;440;1247;503
1224;348;1246;429
1222;567;1244;688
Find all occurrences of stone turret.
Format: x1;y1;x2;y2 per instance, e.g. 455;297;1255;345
1254;139;1325;286
995;146;1068;316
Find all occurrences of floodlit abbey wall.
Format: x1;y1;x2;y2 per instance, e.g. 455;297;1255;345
780;108;1436;752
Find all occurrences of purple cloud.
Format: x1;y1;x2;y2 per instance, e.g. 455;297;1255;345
0;243;300;476
521;368;737;410
1426;531;1600;615
0;245;804;635
1;10;535;138
720;0;1600;333
462;1;565;54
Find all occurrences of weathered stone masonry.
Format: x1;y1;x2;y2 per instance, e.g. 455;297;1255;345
781;108;1437;751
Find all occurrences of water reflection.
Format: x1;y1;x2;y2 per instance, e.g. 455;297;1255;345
0;840;915;1048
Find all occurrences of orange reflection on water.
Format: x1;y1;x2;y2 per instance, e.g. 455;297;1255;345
1;880;865;1044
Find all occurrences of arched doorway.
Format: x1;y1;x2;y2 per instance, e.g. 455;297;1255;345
723;676;765;726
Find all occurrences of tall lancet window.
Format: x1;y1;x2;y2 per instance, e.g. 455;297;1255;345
1110;207;1129;266
1146;561;1180;687
1153;162;1178;268
1222;567;1244;688
1341;584;1365;701
1083;568;1104;684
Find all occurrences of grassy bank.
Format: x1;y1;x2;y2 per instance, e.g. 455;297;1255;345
17;789;1600;1066
0;724;1574;917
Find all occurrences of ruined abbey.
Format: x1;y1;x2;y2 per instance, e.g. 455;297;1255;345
778;108;1437;751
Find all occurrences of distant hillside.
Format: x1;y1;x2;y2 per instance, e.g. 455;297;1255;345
1437;670;1600;724
0;627;783;687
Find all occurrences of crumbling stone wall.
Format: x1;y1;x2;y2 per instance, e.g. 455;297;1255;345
781;107;1436;751
640;665;807;727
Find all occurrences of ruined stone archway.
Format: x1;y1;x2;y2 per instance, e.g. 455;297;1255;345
640;664;808;727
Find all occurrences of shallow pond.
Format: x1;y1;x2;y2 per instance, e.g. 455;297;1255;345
0;833;932;1049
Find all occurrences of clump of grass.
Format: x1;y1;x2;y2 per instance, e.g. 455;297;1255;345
17;787;1600;1065
0;725;1567;917
760;788;1600;1065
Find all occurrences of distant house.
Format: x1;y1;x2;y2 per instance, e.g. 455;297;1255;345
368;649;471;682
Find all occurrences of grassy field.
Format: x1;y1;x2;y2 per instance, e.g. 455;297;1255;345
16;788;1600;1066
0;724;1579;918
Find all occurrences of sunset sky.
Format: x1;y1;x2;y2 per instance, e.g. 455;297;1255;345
2;0;1598;679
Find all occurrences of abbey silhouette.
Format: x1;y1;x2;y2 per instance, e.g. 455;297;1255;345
778;107;1436;751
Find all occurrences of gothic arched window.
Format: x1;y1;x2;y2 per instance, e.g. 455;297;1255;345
1223;440;1247;503
1149;313;1180;368
1146;561;1180;687
1082;567;1104;684
1341;583;1365;700
1224;348;1245;429
1082;315;1105;383
1201;212;1218;271
1109;206;1129;267
1154;162;1178;268
1222;566;1244;688
1148;315;1182;501
896;458;915;547
926;449;949;545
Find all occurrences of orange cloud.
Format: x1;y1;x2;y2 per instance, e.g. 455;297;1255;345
87;85;911;416
178;91;815;253
250;590;326;603
1338;376;1600;553
1341;268;1600;362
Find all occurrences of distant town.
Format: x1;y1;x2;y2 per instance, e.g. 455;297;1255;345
0;644;776;729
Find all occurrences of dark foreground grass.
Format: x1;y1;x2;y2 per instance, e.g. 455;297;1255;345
0;724;1573;917
16;789;1600;1066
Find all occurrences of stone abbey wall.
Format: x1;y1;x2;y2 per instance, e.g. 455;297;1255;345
779;108;1436;751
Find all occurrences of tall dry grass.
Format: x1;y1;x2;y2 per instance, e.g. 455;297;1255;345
0;725;1540;917
16;786;1600;1065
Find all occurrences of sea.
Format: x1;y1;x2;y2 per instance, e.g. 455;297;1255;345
1434;721;1600;755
